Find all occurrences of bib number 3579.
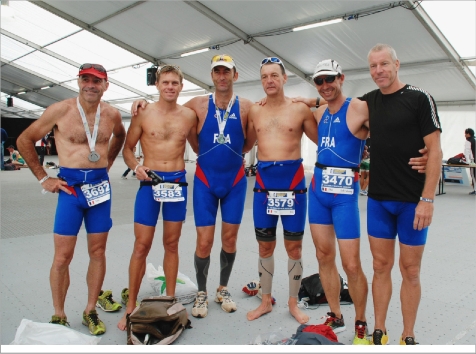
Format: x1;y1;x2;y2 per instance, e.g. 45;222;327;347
266;191;295;215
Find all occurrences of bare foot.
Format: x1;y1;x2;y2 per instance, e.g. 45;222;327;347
288;298;309;324
247;296;273;321
117;312;128;331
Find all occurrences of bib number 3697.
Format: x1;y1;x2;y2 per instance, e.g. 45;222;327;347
81;180;111;207
266;191;295;215
152;183;184;202
321;168;354;195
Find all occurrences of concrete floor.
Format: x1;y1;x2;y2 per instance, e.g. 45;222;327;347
1;155;475;351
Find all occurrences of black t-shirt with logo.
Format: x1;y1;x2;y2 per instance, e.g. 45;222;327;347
360;84;442;202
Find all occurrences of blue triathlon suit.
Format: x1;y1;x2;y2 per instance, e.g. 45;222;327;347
194;95;247;227
54;167;112;236
253;159;307;242
308;98;366;239
135;170;187;226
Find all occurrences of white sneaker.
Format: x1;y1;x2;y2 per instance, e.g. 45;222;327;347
215;287;237;313
191;291;208;318
121;176;127;180
360;190;368;196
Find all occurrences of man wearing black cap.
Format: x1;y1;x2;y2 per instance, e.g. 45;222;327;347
17;63;126;335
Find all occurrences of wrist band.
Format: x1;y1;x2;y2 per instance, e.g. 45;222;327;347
134;164;141;173
39;176;49;184
316;97;321;108
420;197;434;203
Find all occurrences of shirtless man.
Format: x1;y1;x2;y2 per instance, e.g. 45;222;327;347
132;55;254;318
17;63;126;335
117;65;197;330
244;57;317;324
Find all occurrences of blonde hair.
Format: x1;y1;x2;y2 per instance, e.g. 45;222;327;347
156;65;184;83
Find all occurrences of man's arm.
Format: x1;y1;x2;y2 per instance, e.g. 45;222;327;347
107;110;126;171
243;106;257;153
413;130;442;231
122;112;151;181
17;103;71;194
302;106;318;145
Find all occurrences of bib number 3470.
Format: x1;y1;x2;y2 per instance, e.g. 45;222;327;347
321;167;354;195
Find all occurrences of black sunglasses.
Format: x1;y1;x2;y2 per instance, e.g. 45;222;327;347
80;63;106;72
313;75;340;86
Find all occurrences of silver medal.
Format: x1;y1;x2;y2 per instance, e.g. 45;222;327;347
88;151;100;162
217;134;225;144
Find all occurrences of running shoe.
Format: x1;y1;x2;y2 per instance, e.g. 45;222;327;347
82;309;106;335
120;288;139;307
121;175;127;180
469;190;476;195
322;312;346;333
191;291;208;318
242;280;260;296
371;329;389;345
215;287;237;313
49;315;69;326
96;290;122;312
353;320;370;345
400;336;418;345
360;190;368;196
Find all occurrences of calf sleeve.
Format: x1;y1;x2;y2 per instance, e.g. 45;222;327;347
288;258;303;298
194;253;210;292
219;249;236;287
259;255;274;294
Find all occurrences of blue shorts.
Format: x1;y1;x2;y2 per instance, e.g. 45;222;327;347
193;164;247;227
367;197;428;246
54;167;112;236
308;167;360;239
253;160;307;242
134;170;187;225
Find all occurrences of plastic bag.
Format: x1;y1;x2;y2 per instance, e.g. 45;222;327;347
250;328;297;345
10;319;101;345
146;263;198;304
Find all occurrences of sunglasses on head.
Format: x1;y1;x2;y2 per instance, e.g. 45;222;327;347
79;63;106;73
260;57;285;68
211;55;234;63
313;74;340;86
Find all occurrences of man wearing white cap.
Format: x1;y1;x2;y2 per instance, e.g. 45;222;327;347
17;63;126;335
132;55;254;319
308;59;371;344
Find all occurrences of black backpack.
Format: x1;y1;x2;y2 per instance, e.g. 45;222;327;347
298;273;353;305
127;296;191;345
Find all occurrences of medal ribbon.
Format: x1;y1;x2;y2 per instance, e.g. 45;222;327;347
212;93;235;139
77;97;101;154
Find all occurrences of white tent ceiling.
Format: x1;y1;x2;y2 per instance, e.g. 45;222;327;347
1;0;475;120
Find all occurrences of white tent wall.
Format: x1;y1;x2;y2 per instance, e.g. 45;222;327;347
438;105;476;160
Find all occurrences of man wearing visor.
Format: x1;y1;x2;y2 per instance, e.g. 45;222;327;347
132;55;254;319
17;63;126;335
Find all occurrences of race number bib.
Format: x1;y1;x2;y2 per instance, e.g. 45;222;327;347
81;180;111;207
266;191;295;215
152;183;184;202
321;168;354;195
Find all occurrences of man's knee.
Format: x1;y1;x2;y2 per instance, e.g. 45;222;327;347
373;256;393;274
400;262;421;284
342;260;363;279
163;237;179;254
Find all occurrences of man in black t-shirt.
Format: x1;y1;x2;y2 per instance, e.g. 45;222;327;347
360;44;442;346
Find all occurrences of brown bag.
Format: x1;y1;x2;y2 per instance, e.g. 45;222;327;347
126;296;191;345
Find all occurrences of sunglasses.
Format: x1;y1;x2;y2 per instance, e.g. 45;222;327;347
260;57;285;69
79;63;106;73
211;54;234;63
313;75;340;86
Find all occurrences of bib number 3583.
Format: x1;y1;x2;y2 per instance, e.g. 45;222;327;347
321;168;354;195
81;180;111;207
266;191;295;215
152;183;184;202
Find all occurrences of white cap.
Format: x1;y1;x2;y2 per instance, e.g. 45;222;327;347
211;54;236;70
312;59;342;79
